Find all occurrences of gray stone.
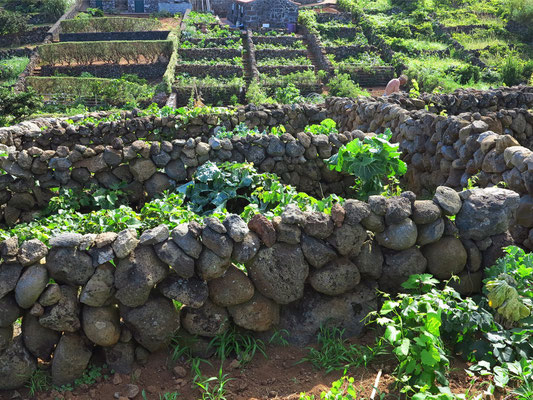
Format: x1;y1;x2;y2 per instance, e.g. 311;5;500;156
18;239;48;267
208;265;254;307
22;314;60;360
309;258;361;296
95;232;118;248
145;173;171;197
154;240;195;279
205;217;227;233
462;239;482;272
112;229;139;259
139;225;169;245
273;219;301;244
232;231;261;263
380;248;427;292
82;305;121;347
197;248;231;281
353;241;383;280
516;195;533;228
422;237;467;280
89;245;115;266
0;294;20;328
279;284;377;346
80;263;115;306
158;274;209;308
343;200;371;224
417;218;445;246
302;212;334;239
368;195;387;215
247;243;309;304
171;223;203;259
361;212;385;233
301;235;337;268
181;299;229;338
165;159;187;181
456;188;520;240
0;236;18;257
202;227;233;258
123;295;180;352
281;204;305;225
0;336;36;390
412;200;441;225
46;247;94;286
39;284;61;308
129;158;156;182
52;333;92;386
115;246;168;308
49;233;83;248
39;285;80;332
376;218;417;250
433;186;462;216
328;223;367;256
228;292;279;332
0;263;23;299
0;326;11;352
15;265;48;309
385;197;412;224
104;341;135;375
223;214;249;242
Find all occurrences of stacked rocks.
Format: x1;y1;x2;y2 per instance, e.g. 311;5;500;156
0;186;521;389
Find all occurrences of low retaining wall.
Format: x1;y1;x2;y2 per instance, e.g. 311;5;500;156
255;49;308;60
0;27;50;48
39;62;169;79
0;186;521;389
0;48;33;61
258;65;315;75
339;66;395;86
59;31;170;42
178;48;243;60
175;64;243;79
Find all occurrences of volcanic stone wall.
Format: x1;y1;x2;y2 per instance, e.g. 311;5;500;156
0;185;521;389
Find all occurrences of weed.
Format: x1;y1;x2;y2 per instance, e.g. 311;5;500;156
209;326;266;365
300;325;383;373
269;329;290;346
26;369;52;396
194;365;233;400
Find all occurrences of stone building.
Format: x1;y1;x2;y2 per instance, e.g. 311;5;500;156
228;0;299;29
89;0;116;12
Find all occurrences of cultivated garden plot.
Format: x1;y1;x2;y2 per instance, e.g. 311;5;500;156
174;12;246;106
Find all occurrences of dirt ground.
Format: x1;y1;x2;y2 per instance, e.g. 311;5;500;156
1;331;496;400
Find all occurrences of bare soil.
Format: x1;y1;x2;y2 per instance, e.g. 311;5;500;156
1;332;495;400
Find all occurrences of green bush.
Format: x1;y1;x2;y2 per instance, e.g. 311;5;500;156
38;40;173;65
500;57;524;86
61;17;161;33
455;65;481;84
327;73;370;98
0;10;29;35
245;82;273;105
298;9;318;34
41;0;73;21
274;83;304;104
506;0;533;23
0;87;42;126
390;0;423;12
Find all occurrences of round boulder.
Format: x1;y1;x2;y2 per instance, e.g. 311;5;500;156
51;333;92;387
228;292;279;332
122;295;180;352
0;293;20;328
22;314;60;360
46;247;94;286
422;237;467;280
82;305;121;347
208;265;254;307
309;258;361;296
15;265;48;309
416;218;444;246
0;336;36;390
181;299;229;337
247;243;309;304
376;218;417;250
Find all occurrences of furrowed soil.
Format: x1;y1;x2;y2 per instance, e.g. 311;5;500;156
1;332;497;400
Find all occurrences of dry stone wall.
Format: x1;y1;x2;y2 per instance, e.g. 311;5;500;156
0;185;521;389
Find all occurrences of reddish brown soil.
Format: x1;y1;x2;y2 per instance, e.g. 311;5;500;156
1;332;497;400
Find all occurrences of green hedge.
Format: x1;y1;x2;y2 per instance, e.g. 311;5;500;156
26;76;154;105
60;17;162;33
161;24;182;93
38;40;173;65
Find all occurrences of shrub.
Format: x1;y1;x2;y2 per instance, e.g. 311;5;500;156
328;73;370;98
455;65;481;84
41;0;73;21
298;9;318;34
61;17;161;33
500;57;524;86
390;0;423;12
274;83;304;104
506;0;533;24
0;10;29;35
245;82;272;105
0;87;42;126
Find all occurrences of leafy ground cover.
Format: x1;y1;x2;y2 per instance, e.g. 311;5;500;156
0;56;29;86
